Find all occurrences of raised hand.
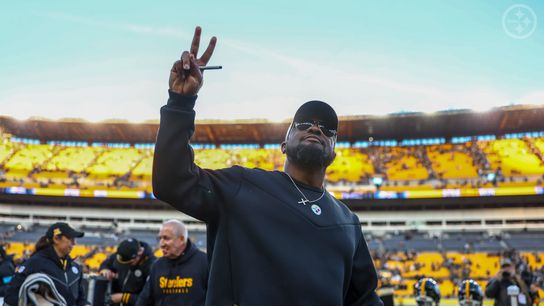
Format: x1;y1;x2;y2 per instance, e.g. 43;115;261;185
169;26;217;96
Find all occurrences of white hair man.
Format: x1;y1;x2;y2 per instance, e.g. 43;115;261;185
159;220;189;259
135;220;207;306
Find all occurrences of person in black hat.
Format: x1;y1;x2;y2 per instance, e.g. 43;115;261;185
99;238;156;306
3;222;90;306
151;26;382;306
0;245;15;298
485;258;532;306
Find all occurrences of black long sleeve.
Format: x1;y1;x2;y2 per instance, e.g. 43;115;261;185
152;91;241;223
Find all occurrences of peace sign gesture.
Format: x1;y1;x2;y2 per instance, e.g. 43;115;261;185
169;26;217;96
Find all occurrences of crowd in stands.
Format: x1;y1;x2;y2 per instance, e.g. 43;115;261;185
363;230;544;302
1;133;544;194
372;248;544;299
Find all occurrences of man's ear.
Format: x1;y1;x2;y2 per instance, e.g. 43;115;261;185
281;142;286;154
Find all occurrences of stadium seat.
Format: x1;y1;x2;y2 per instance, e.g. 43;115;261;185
4;144;54;171
86;147;142;177
385;148;429;181
327;148;374;183
480;139;544;176
44;146;102;173
427;144;478;179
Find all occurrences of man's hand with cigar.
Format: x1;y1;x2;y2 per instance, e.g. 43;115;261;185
169;26;217;96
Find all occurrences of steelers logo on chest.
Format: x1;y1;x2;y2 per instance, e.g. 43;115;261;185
311;204;322;215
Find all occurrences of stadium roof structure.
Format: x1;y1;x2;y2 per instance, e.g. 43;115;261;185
1;104;543;144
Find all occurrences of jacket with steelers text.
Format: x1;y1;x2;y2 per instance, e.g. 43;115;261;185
135;239;208;306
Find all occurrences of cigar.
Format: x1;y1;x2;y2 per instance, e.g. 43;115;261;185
199;65;222;71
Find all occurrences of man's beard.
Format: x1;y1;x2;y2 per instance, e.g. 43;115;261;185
285;142;335;169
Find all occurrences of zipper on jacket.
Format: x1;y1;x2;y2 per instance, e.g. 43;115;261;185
61;259;69;285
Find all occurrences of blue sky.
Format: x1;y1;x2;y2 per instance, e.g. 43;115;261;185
0;1;542;122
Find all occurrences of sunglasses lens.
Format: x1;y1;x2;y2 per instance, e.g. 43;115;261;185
295;122;336;137
322;129;336;137
295;122;313;131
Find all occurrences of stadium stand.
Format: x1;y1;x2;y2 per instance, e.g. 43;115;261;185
426;144;478;180
2;106;544;304
43;146;101;173
86;147;141;177
2;224;543;300
383;147;430;181
480;139;544;176
1;137;543;194
326;148;374;183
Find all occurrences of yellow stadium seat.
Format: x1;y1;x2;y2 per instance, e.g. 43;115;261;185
385;148;429;181
327;148;374;183
4;144;54;171
479;139;544;176
427;144;478;179
87;148;142;177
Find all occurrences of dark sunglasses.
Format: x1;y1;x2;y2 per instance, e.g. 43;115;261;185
294;121;337;138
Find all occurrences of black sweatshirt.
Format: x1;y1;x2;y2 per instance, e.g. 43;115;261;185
135;239;208;306
4;245;88;306
485;276;532;306
99;241;156;305
0;256;15;297
152;91;383;306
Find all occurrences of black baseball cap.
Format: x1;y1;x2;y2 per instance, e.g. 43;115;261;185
293;100;338;131
46;222;84;239
116;238;141;264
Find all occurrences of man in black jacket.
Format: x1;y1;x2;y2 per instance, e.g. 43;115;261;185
99;238;156;306
485;258;532;306
0;246;15;298
152;26;382;306
136;220;207;306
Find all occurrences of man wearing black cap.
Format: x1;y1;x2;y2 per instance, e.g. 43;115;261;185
4;222;90;306
485;258;532;306
152;26;382;306
99;238;156;306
